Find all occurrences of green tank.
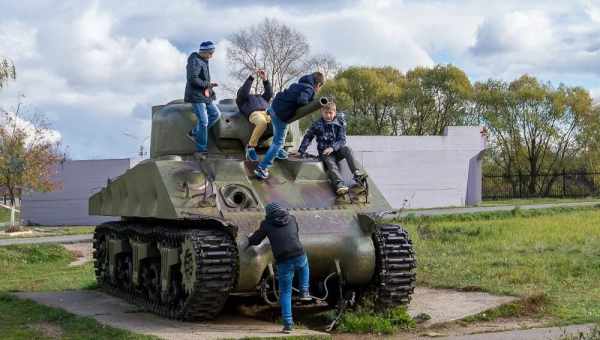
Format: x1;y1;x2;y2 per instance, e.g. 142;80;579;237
89;98;416;320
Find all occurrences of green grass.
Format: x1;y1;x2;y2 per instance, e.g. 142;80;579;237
401;206;600;324
337;306;415;334
0;226;95;239
479;197;600;207
0;244;96;292
0;294;157;339
0;206;19;224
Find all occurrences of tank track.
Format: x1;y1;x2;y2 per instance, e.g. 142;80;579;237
372;223;417;309
92;220;239;320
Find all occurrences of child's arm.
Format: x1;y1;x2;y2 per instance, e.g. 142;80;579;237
236;76;253;104
187;58;211;89
298;122;317;155
262;79;273;102
332;116;347;151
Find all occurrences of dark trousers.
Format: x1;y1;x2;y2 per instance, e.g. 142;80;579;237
320;146;360;187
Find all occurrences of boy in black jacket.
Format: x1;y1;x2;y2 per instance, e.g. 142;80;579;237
236;69;273;161
254;72;325;179
247;202;311;333
298;102;365;195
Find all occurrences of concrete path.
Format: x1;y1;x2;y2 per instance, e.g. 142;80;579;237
14;287;519;339
14;291;328;340
438;323;596;340
407;288;516;327
392;201;600;218
0;234;93;246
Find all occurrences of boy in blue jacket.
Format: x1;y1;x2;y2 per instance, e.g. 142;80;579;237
298;102;365;195
254;72;325;179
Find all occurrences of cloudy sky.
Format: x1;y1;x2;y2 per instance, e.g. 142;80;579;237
0;0;599;159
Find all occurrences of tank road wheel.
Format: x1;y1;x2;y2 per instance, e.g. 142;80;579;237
176;229;239;320
140;260;161;302
372;223;416;310
116;253;134;291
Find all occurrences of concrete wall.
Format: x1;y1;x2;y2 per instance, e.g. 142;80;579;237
21;126;485;225
345;126;486;209
21;159;131;226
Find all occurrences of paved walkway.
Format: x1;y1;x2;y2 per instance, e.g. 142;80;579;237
392;201;600;218
438;323;596;340
0;234;93;246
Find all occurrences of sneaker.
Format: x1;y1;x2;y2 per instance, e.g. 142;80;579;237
254;166;269;180
276;148;288;160
300;291;312;302
336;185;349;195
186;130;196;143
245;147;258;161
282;324;293;334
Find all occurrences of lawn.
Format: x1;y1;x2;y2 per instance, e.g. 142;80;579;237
0;244;159;339
0;206;19;224
0;244;96;292
400;206;600;325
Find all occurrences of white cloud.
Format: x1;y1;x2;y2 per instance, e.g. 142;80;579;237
0;111;62;146
0;0;598;159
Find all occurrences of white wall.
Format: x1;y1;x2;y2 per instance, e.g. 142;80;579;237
21;159;131;226
346;126;486;209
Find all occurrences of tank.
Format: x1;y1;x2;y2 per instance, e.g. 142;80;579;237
89;98;416;320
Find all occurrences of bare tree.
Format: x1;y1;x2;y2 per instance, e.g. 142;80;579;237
305;53;341;80
0;57;16;89
227;18;336;94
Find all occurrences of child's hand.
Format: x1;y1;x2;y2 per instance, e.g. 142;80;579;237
256;69;267;80
323;147;334;155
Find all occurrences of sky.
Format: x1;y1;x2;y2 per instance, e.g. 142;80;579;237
0;0;599;159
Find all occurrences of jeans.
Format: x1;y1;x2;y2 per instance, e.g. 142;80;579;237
191;102;221;152
277;254;310;327
320;146;360;187
258;109;288;169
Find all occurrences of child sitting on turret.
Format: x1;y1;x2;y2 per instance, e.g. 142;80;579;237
297;102;366;195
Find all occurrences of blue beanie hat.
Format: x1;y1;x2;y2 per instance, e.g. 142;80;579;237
199;41;216;53
265;202;285;216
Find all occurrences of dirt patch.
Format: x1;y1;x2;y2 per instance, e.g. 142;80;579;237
29;321;64;339
62;242;92;266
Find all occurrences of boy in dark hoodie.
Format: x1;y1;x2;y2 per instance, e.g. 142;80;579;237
297;102;366;195
247;202;311;333
254;72;325;179
184;41;220;154
235;69;273;161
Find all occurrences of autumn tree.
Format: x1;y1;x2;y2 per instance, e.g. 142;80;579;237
0;110;62;224
227;18;338;94
314;66;404;134
398;64;474;135
473;75;593;195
